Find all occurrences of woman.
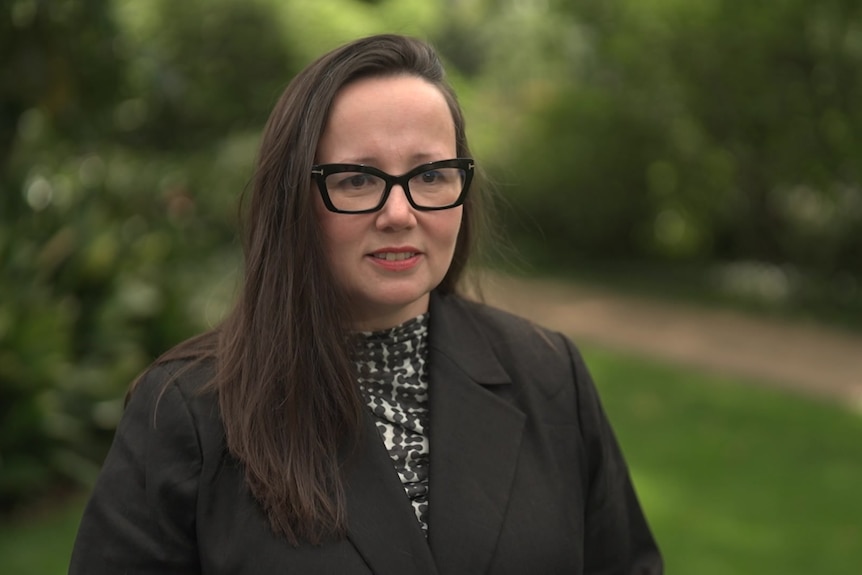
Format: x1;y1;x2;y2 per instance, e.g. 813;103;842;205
70;34;663;574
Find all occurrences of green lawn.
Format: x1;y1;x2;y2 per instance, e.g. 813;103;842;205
585;345;862;575
0;492;86;575
1;345;860;574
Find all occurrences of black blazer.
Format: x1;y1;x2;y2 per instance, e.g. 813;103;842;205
69;292;662;574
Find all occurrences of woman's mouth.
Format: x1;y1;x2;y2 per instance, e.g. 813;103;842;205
372;252;417;261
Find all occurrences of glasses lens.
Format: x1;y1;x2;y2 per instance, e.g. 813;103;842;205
408;167;466;208
324;171;387;212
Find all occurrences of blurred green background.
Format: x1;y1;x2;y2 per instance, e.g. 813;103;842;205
2;0;861;573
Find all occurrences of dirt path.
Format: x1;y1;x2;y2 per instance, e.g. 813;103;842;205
479;274;862;407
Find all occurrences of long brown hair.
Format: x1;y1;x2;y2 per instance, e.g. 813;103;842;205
147;34;487;544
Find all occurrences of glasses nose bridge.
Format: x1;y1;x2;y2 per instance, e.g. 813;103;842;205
382;173;414;205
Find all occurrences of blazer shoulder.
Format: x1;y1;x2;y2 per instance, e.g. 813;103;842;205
434;292;584;400
443;293;572;354
128;357;224;452
131;357;216;403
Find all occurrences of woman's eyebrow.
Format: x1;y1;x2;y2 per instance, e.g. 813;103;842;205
331;152;448;167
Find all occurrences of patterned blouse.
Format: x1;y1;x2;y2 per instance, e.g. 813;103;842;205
355;314;431;536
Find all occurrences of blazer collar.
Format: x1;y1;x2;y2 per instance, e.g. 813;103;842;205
428;291;512;386
343;292;525;575
344;412;439;575
426;291;526;574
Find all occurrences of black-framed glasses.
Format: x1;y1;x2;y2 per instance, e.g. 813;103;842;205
311;158;474;214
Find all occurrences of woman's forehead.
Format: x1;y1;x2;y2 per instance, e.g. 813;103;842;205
317;75;456;168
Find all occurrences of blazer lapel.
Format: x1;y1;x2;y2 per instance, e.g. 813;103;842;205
427;292;526;574
344;411;438;575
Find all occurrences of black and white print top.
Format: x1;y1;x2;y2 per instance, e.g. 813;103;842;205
355;314;430;536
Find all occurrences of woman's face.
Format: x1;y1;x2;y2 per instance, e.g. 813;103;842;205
315;74;463;331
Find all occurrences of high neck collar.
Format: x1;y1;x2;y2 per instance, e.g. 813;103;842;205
358;313;429;344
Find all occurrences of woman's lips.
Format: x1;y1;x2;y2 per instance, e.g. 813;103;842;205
368;249;421;270
372;252;417;261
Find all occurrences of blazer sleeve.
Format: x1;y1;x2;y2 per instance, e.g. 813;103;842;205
566;339;664;575
69;365;202;574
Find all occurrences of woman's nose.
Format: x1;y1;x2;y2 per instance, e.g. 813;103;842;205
375;184;416;229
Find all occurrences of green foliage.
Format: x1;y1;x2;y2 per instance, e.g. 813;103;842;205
0;0;285;511
662;1;862;269
503;87;662;258
497;0;862;288
114;0;299;149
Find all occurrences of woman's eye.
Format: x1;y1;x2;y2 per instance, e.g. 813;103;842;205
420;170;441;184
335;174;372;189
